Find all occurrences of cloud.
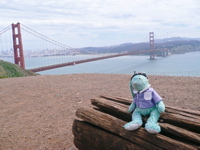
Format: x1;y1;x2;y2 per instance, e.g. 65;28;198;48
0;0;200;47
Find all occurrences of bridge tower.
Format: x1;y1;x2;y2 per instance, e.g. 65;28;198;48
12;22;25;69
149;32;155;60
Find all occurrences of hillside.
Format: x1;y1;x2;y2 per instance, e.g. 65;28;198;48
78;37;200;55
0;60;38;78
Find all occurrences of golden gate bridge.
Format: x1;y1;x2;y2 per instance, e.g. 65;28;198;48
0;22;169;72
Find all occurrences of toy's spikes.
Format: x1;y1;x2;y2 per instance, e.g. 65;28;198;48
131;72;148;80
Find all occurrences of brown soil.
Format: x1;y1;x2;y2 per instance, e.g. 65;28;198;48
0;74;199;150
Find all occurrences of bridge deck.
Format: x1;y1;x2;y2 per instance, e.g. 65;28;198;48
29;49;168;72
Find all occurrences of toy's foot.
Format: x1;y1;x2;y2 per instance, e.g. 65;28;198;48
146;128;159;134
124;121;142;131
145;122;161;134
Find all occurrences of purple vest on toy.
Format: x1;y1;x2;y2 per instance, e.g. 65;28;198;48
133;87;162;109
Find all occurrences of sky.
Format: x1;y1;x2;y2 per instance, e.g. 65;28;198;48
1;0;200;48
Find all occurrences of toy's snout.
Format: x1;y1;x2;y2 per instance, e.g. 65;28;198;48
133;77;143;85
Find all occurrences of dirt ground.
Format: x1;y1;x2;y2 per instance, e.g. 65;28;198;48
0;74;199;150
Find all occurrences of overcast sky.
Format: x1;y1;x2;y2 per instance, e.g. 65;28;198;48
1;0;200;48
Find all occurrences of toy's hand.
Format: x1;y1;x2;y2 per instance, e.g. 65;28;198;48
157;101;165;113
128;102;136;113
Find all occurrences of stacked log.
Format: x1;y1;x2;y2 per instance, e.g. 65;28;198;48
72;95;200;150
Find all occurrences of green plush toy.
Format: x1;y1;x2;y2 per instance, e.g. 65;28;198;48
124;72;165;134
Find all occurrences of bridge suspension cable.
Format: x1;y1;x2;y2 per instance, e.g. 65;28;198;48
0;25;12;35
0;25;13;63
15;23;86;70
20;24;74;50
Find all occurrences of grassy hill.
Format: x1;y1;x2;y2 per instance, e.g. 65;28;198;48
0;60;38;78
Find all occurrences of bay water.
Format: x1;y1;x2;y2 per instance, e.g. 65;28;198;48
1;51;200;77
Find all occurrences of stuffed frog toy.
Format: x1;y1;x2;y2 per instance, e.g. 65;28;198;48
124;72;165;134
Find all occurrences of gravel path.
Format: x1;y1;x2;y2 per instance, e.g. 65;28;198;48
0;74;199;149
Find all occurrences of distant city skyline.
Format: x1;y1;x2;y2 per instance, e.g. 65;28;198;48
1;0;200;48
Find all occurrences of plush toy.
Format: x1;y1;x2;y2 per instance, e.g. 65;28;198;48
124;72;165;134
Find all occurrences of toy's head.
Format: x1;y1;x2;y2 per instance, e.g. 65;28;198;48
130;72;150;92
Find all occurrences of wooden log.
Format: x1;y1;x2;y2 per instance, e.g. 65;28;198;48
91;97;200;146
73;95;200;149
75;107;198;150
165;105;200;116
98;96;200;128
100;95;200;117
73;140;94;150
76;107;160;150
100;95;132;105
92;97;200;127
73;120;146;150
165;108;200;120
91;98;130;121
161;123;200;145
161;113;200;133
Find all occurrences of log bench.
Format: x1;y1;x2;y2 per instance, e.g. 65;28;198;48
72;95;200;150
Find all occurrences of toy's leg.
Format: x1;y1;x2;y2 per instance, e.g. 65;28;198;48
124;108;143;131
145;108;161;134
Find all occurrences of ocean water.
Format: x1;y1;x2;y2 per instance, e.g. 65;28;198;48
1;51;200;77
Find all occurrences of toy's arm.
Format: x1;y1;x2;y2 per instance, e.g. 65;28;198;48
128;102;136;113
156;101;165;113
